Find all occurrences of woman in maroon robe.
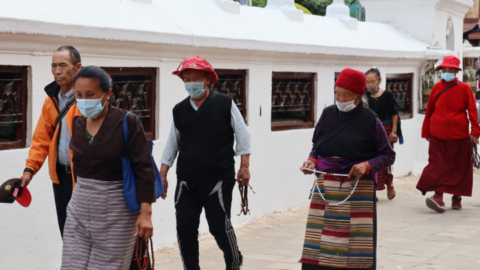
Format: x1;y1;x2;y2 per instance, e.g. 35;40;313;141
417;56;480;213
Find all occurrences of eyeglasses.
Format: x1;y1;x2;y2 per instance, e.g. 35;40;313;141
440;67;458;73
366;80;378;85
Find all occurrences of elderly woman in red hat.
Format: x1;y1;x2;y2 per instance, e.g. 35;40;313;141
159;56;251;270
417;55;480;213
299;68;395;270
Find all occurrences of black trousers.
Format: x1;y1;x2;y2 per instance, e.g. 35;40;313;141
175;179;242;270
53;163;74;238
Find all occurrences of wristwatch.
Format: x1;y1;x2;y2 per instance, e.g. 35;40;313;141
392;131;397;134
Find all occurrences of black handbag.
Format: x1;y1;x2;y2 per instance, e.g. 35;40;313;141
130;238;154;270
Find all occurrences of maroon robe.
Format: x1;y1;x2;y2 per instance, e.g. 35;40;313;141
417;136;473;196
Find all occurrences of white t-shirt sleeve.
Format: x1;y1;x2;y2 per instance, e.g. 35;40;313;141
160;117;181;167
230;101;251;156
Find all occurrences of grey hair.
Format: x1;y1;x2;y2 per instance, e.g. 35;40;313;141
55;45;81;66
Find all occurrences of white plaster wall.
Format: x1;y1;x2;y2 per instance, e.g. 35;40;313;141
361;0;438;45
0;35;424;269
362;0;470;57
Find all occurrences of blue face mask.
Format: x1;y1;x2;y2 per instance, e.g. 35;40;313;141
77;94;106;119
441;73;456;82
185;81;206;99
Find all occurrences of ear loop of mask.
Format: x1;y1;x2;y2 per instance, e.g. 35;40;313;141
302;168;361;206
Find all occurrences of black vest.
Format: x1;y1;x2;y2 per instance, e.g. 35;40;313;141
315;103;378;161
173;91;235;182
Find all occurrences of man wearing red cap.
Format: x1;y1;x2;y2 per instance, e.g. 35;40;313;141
160;56;251;270
417;55;480;213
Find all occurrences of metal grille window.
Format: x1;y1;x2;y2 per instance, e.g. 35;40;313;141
208;69;247;122
334;72;341;103
386;73;413;119
271;72;316;131
420;72;441;112
0;66;28;150
102;67;156;140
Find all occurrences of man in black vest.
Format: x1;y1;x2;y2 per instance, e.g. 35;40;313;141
160;56;251;270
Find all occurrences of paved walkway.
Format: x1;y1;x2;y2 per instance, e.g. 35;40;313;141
155;174;480;270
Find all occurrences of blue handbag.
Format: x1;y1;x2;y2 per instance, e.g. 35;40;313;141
122;112;164;213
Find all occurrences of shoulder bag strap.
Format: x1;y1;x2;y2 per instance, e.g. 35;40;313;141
434;81;461;104
123;112;132;153
429;81;461;115
54;98;77;128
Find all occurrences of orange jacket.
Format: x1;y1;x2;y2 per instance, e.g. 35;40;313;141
24;82;82;189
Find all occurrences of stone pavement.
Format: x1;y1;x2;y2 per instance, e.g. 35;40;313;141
155;174;480;270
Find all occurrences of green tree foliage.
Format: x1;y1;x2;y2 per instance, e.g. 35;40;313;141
234;0;350;15
233;0;266;7
294;0;350;16
252;0;267;7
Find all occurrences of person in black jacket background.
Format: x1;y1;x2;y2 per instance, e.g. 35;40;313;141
365;67;403;201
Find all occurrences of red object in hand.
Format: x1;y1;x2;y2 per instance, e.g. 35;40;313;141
143;242;148;268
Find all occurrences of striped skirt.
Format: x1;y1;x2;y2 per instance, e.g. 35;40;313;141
61;177;140;270
300;174;377;270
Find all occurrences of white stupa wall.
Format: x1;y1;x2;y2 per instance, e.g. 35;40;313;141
361;0;471;54
0;0;469;268
0;33;423;269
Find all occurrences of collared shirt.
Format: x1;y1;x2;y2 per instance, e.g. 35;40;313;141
161;99;251;167
57;87;75;166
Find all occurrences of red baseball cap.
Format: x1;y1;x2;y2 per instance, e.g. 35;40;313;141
172;56;219;85
436;55;462;71
0;178;31;207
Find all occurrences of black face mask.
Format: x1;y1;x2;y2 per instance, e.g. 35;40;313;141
367;86;379;93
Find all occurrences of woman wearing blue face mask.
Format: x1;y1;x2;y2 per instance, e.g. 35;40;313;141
61;66;156;270
417;56;480;213
299;68;395;270
365;67;404;201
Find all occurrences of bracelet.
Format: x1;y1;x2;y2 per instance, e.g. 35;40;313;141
23;168;34;176
363;161;371;174
308;158;318;167
392;131;397;134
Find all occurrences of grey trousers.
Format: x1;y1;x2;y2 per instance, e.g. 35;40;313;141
61;177;140;270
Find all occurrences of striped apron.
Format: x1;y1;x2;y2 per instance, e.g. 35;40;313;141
61;177;140;270
300;174;377;270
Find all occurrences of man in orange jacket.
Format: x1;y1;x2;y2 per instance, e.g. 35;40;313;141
417;55;480;213
20;45;82;237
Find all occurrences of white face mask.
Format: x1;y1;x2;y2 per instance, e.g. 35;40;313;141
335;95;357;112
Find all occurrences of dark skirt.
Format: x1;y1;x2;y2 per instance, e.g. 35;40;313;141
417;136;473;196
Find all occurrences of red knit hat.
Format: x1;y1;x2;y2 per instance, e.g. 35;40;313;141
435;55;462;71
335;68;367;95
172;56;219;85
